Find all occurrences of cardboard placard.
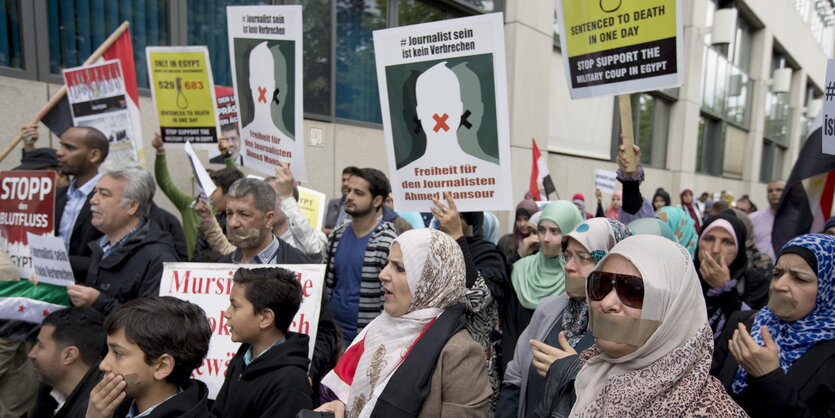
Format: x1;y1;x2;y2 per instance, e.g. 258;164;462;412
147;46;220;145
556;0;683;99
373;13;513;212
227;5;306;181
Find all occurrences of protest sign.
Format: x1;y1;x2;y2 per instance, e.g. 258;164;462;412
63;60;143;163
208;86;244;165
823;59;835;155
0;171;56;280
297;186;326;230
159;262;324;399
183;142;217;200
556;0;683;99
594;169;617;194
373;13;513;212
26;233;74;286
147;46;220;145
227;6;306;181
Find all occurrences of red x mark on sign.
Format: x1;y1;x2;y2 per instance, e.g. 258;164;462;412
257;87;268;103
432;113;449;132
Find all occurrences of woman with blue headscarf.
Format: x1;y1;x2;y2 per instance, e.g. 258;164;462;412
711;233;835;417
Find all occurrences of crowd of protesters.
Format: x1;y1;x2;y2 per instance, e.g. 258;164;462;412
0;123;832;418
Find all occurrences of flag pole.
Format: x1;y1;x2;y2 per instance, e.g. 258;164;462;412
0;21;131;163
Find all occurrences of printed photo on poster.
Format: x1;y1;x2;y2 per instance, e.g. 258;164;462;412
63;60;142;164
209;86;244;165
227;5;306;181
374;13;513;212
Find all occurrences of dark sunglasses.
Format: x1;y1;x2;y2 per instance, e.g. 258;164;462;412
587;271;645;309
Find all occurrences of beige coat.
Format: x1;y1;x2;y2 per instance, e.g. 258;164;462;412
418;329;492;418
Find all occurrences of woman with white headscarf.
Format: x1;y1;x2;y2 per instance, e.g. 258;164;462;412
568;235;746;417
497;218;630;418
315;229;491;417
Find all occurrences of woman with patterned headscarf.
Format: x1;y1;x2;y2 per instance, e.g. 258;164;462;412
316;229;491;417
655;206;698;258
712;233;835;417
501;201;583;374
497;218;630;418
561;236;746;417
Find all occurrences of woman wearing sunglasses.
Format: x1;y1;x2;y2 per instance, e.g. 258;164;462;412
542;235;745;417
501;201;583;373
711;233;835;417
496;218;630;418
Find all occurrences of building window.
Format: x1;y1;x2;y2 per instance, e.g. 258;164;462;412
697;115;724;176
187;0;269;90
610;93;671;169
760;140;785;182
47;0;168;89
0;0;22;68
760;52;792;183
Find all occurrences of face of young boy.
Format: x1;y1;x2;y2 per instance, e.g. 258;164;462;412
99;328;155;398
225;283;262;343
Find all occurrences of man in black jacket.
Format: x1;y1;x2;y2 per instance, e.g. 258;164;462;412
54;127;109;281
28;307;106;418
65;165;178;316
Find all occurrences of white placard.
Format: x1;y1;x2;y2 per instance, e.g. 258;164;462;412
594;169;618;195
159;262;324;399
183;141;216;199
373;13;513;213
26;233;74;286
823;59;835;155
227;5;306;181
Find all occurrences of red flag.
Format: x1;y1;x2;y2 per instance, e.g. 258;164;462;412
101;29;139;109
530;139;555;201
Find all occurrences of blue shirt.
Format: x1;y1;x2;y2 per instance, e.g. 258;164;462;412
243;336;286;366
58;173;102;249
331;224;372;341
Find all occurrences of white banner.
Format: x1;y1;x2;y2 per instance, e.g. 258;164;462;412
823;59;835;155
373;13;513;212
159;262;324;399
26;233;74;286
594;169;617;195
183;141;217;200
227;5;306;181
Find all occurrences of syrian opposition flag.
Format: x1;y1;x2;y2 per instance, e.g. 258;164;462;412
529;139;556;201
41;26;143;161
772;120;835;252
0;281;70;341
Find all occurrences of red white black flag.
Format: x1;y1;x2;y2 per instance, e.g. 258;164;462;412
529;138;556;201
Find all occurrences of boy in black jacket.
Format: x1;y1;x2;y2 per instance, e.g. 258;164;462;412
84;297;212;418
212;267;313;418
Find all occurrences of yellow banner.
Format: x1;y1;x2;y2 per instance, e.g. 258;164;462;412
297;186;326;230
147;47;219;143
561;0;676;57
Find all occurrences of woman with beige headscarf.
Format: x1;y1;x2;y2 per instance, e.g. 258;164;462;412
315;229;491;417
568;235;746;417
